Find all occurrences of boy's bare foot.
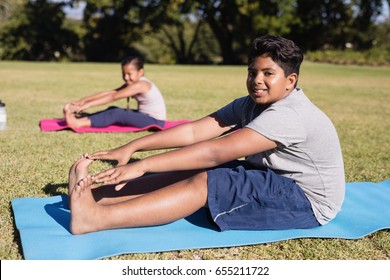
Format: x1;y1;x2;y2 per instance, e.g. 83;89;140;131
68;155;94;196
70;176;104;235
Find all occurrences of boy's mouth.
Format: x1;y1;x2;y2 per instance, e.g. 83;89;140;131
251;88;268;97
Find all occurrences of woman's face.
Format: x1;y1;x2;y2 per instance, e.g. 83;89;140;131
122;63;144;85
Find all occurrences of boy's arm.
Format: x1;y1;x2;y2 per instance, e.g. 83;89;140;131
89;113;232;165
93;127;277;188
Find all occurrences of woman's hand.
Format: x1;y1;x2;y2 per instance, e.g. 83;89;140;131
64;101;84;114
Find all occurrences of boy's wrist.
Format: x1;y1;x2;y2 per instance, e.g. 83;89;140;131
135;159;148;177
127;141;144;155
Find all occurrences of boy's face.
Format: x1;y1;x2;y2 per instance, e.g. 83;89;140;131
246;55;297;105
122;63;144;85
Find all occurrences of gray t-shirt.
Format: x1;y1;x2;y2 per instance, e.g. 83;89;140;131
216;88;345;225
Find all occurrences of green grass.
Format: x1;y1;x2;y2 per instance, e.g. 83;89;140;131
0;61;389;260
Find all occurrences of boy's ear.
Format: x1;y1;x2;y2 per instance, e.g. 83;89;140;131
287;73;298;90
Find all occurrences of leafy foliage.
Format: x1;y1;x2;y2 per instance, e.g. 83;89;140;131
0;0;80;61
0;0;389;64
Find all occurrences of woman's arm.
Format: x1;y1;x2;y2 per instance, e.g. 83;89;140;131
70;80;151;113
79;90;116;103
65;88;120;114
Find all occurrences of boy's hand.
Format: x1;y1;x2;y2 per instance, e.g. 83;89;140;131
92;163;145;191
87;148;131;166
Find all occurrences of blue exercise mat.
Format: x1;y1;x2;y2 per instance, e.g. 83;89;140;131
11;181;390;260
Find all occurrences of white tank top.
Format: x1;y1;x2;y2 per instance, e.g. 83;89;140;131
133;77;166;120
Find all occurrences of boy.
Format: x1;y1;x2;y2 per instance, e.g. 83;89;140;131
69;35;345;235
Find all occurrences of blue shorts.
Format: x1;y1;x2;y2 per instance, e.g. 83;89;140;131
89;106;165;128
207;162;320;231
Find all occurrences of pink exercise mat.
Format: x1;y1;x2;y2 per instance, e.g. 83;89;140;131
39;118;191;133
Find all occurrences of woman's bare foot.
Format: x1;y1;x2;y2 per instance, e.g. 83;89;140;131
70;176;104;234
64;105;79;128
64;105;91;129
68;155;94;196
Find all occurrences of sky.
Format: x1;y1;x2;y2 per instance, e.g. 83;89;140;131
378;1;390;22
62;1;86;20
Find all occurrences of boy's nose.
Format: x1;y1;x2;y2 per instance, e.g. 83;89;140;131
255;74;264;84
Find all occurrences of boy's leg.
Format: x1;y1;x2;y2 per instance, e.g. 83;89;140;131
70;169;208;235
91;170;204;205
69;156;204;205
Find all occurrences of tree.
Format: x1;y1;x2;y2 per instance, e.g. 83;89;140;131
1;0;387;62
0;0;79;61
0;0;23;22
189;0;296;64
80;0;219;63
290;0;384;51
350;0;384;50
289;0;351;51
81;0;150;61
140;0;219;64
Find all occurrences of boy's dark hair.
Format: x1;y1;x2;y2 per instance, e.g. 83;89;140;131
121;56;144;70
248;35;303;77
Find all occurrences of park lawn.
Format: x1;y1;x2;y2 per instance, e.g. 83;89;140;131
0;61;389;260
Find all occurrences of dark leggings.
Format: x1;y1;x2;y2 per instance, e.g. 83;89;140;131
88;106;165;128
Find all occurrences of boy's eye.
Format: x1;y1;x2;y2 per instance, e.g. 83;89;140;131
248;71;256;77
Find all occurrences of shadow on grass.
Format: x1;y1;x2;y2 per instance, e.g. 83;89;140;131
43;182;68;196
9;203;24;259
